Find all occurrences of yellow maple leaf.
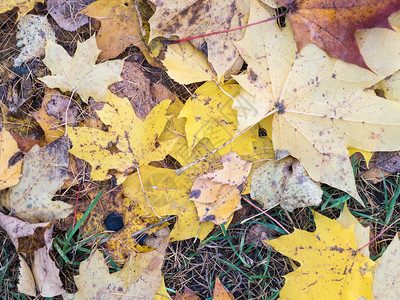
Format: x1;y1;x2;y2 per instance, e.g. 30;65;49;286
0;0;43;20
179;81;256;156
233;0;400;202
64;241;168;300
80;0;149;60
149;0;249;80
68;92;176;182
267;212;374;300
39;35;123;103
0;126;22;190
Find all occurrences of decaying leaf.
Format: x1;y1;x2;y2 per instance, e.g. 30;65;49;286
373;234;400;299
149;0;249;80
362;151;400;183
1;138;72;223
0;125;22;190
175;287;201;300
47;0;94;32
233;0;400;202
163;42;215;84
212;278;234;300
64;241;168;300
81;0;147;60
0;0;43;20
277;0;400;69
250;156;322;212
14;15;56;67
39;35;123;103
267;212;374;299
68;92;176;182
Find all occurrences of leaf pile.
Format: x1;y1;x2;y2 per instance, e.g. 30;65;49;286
1;0;400;298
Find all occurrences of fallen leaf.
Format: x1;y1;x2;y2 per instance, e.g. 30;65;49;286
374;70;400;101
18;255;36;296
108;61;173;119
0;0;43;20
0;125;22;190
373;234;400;299
233;0;400;202
266;212;374;299
149;0;249;80
14;15;56;67
81;0;148;60
179;81;256;156
47;0;94;32
32;88;66;143
39;35;123;103
64;241;168;300
176;287;201;300
277;0;400;69
1;138;72;223
162;42;215;84
212;278;234;300
68;92;176;182
361;151;400;183
250;157;322;212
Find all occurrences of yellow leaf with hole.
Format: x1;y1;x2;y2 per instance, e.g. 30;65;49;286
163;42;215;84
149;0;249;80
68;92;176;182
179;81;256;156
64;241;168;300
0;126;22;190
39;35;123;103
233;0;400;203
81;0;149;60
266;212;374;299
0;0;43;20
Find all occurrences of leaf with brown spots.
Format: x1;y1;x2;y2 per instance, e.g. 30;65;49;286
149;0;249;80
212;278;234;300
64;241;168;300
68;92;176;182
233;0;400;203
0;125;22;190
277;0;400;69
266;211;374;299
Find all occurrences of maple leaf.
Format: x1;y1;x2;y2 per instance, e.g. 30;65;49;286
81;0;148;60
179;81;256;156
0;126;22;190
267;211;374;299
149;0;249;80
251;156;322;211
68;92;176;182
0;0;43;20
39;35;123;103
1;138;72;223
64;241;168;300
233;0;400;201
277;0;400;69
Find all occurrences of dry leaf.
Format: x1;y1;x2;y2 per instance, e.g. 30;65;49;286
0;0;43;20
1;138;72;223
149;0;249;80
212;278;234;300
64;241;168;300
47;0;94;32
0;125;22;190
267;212;374;299
14;15;56;67
68;92;176;182
250;157;322;212
39;35;123;103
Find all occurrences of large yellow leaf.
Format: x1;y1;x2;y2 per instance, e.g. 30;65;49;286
233;0;400;202
68;92;176;182
81;0;149;60
39;35;123;103
149;0;249;80
179;81;256;156
267;212;374;299
64;241;168;300
0;0;43;20
0;125;22;190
